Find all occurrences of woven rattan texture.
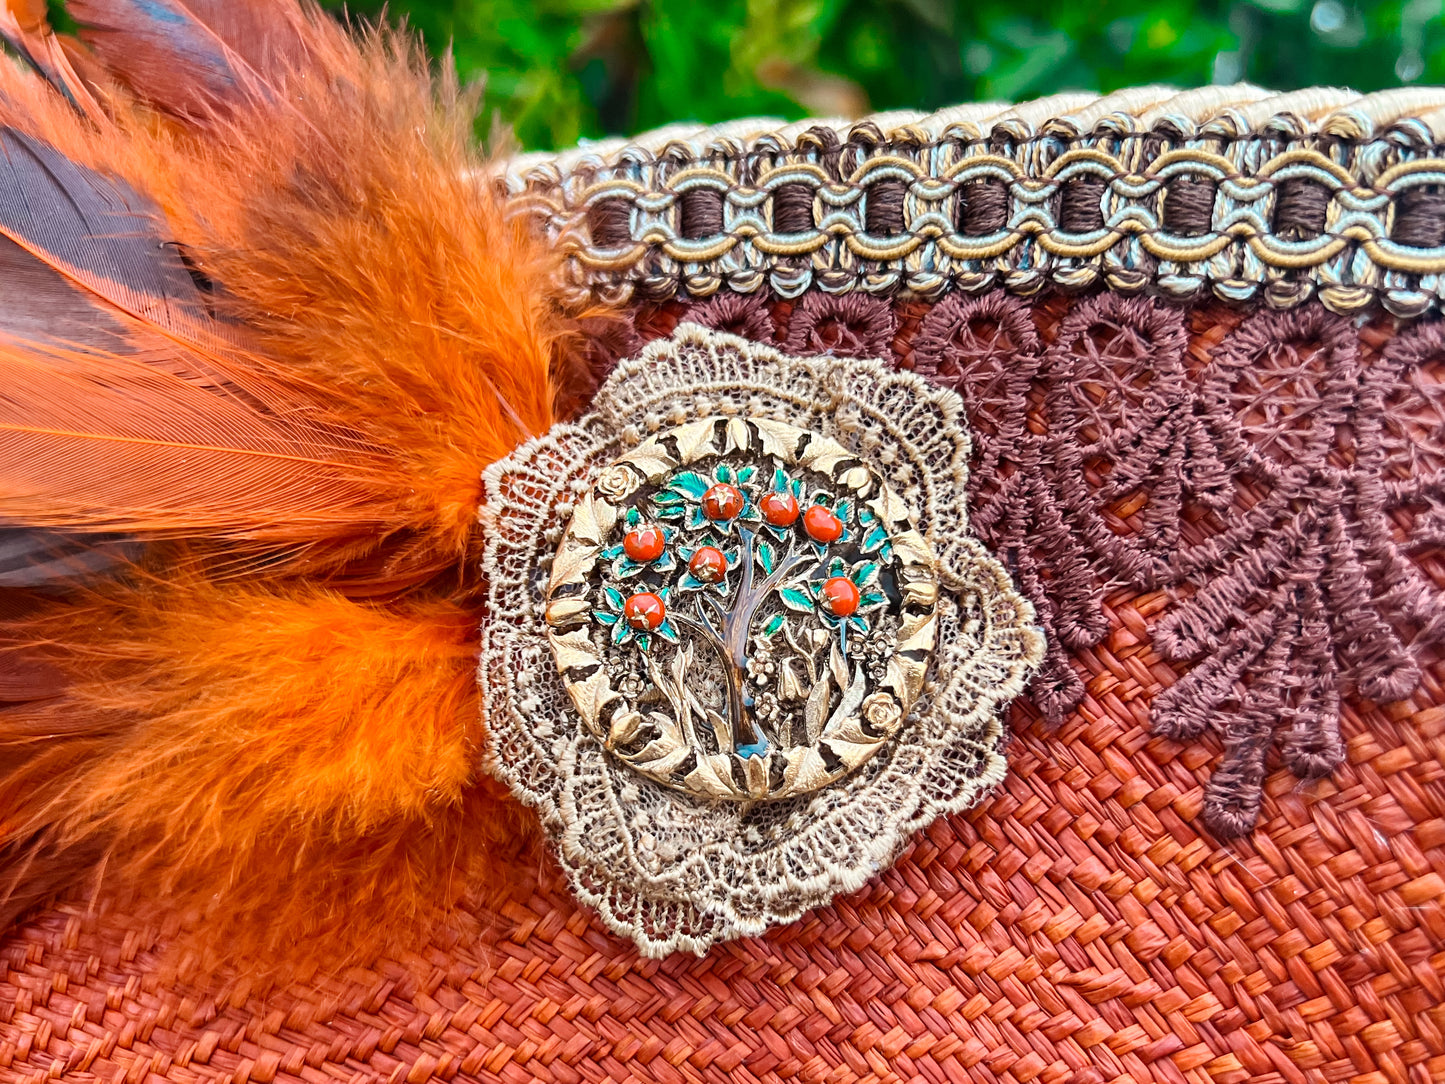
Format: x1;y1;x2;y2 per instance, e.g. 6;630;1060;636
0;681;1441;1084
2;295;1443;1084
500;89;1445;317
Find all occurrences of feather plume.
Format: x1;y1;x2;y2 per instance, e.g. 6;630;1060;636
0;0;594;975
0;339;397;537
0;126;215;343
65;0;308;120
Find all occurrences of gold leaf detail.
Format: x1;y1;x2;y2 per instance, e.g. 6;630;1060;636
798;434;853;474
672;418;721;463
725;416;751;454
868;488;913;526
607;710;645;749
896;611;938;655
548;628;600;671
752;418;804;460
901;578;939;607
548;540;600;595
545;596;591;628
686;755;745;800
567;668;619;734
620;440;677;482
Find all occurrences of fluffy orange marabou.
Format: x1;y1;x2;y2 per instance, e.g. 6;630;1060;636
0;0;585;975
3;577;535;970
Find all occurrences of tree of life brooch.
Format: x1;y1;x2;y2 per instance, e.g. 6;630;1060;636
479;324;1043;956
545;416;938;802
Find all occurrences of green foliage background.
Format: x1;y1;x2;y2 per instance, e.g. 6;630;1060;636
296;2;1445;150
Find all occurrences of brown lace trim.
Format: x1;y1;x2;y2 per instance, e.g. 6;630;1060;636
572;292;1445;838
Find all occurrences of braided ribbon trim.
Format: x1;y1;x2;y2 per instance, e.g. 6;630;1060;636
501;85;1445;315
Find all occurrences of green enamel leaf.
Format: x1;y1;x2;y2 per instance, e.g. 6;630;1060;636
655;621;679;644
614;557;646;579
827;555;847;577
603;586;625;612
611;620;631;645
594;610;619;625
736;465;756;484
863;523;889;552
624;507;641;526
635;632;652;651
791;478;804;497
714;463;734;483
780;586;814;612
687;506;710;530
860;592;886;608
670;471;709;497
653;491;685;506
758;540;777;575
835;499;852;523
601;544;624;560
850;561;880;588
763;614;784;636
772;467;788;491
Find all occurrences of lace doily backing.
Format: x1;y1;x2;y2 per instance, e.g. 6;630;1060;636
479;325;1043;955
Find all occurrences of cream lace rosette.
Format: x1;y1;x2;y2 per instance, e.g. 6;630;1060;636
479;325;1043;955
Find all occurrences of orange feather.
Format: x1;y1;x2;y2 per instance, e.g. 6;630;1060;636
0;0;595;976
0;338;400;537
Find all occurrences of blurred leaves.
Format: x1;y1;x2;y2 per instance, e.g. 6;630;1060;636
326;1;1445;148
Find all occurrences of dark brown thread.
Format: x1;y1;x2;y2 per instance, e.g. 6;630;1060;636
911;291;1091;718
685;291;775;342
1391;184;1445;249
771;183;815;234
1058;177;1106;234
798;124;842;154
678;188;725;240
782;292;895;358
958;178;1008;236
586;197;632;248
1162;175;1217;237
864;179;907;236
1272;178;1330;241
800;125;843;180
